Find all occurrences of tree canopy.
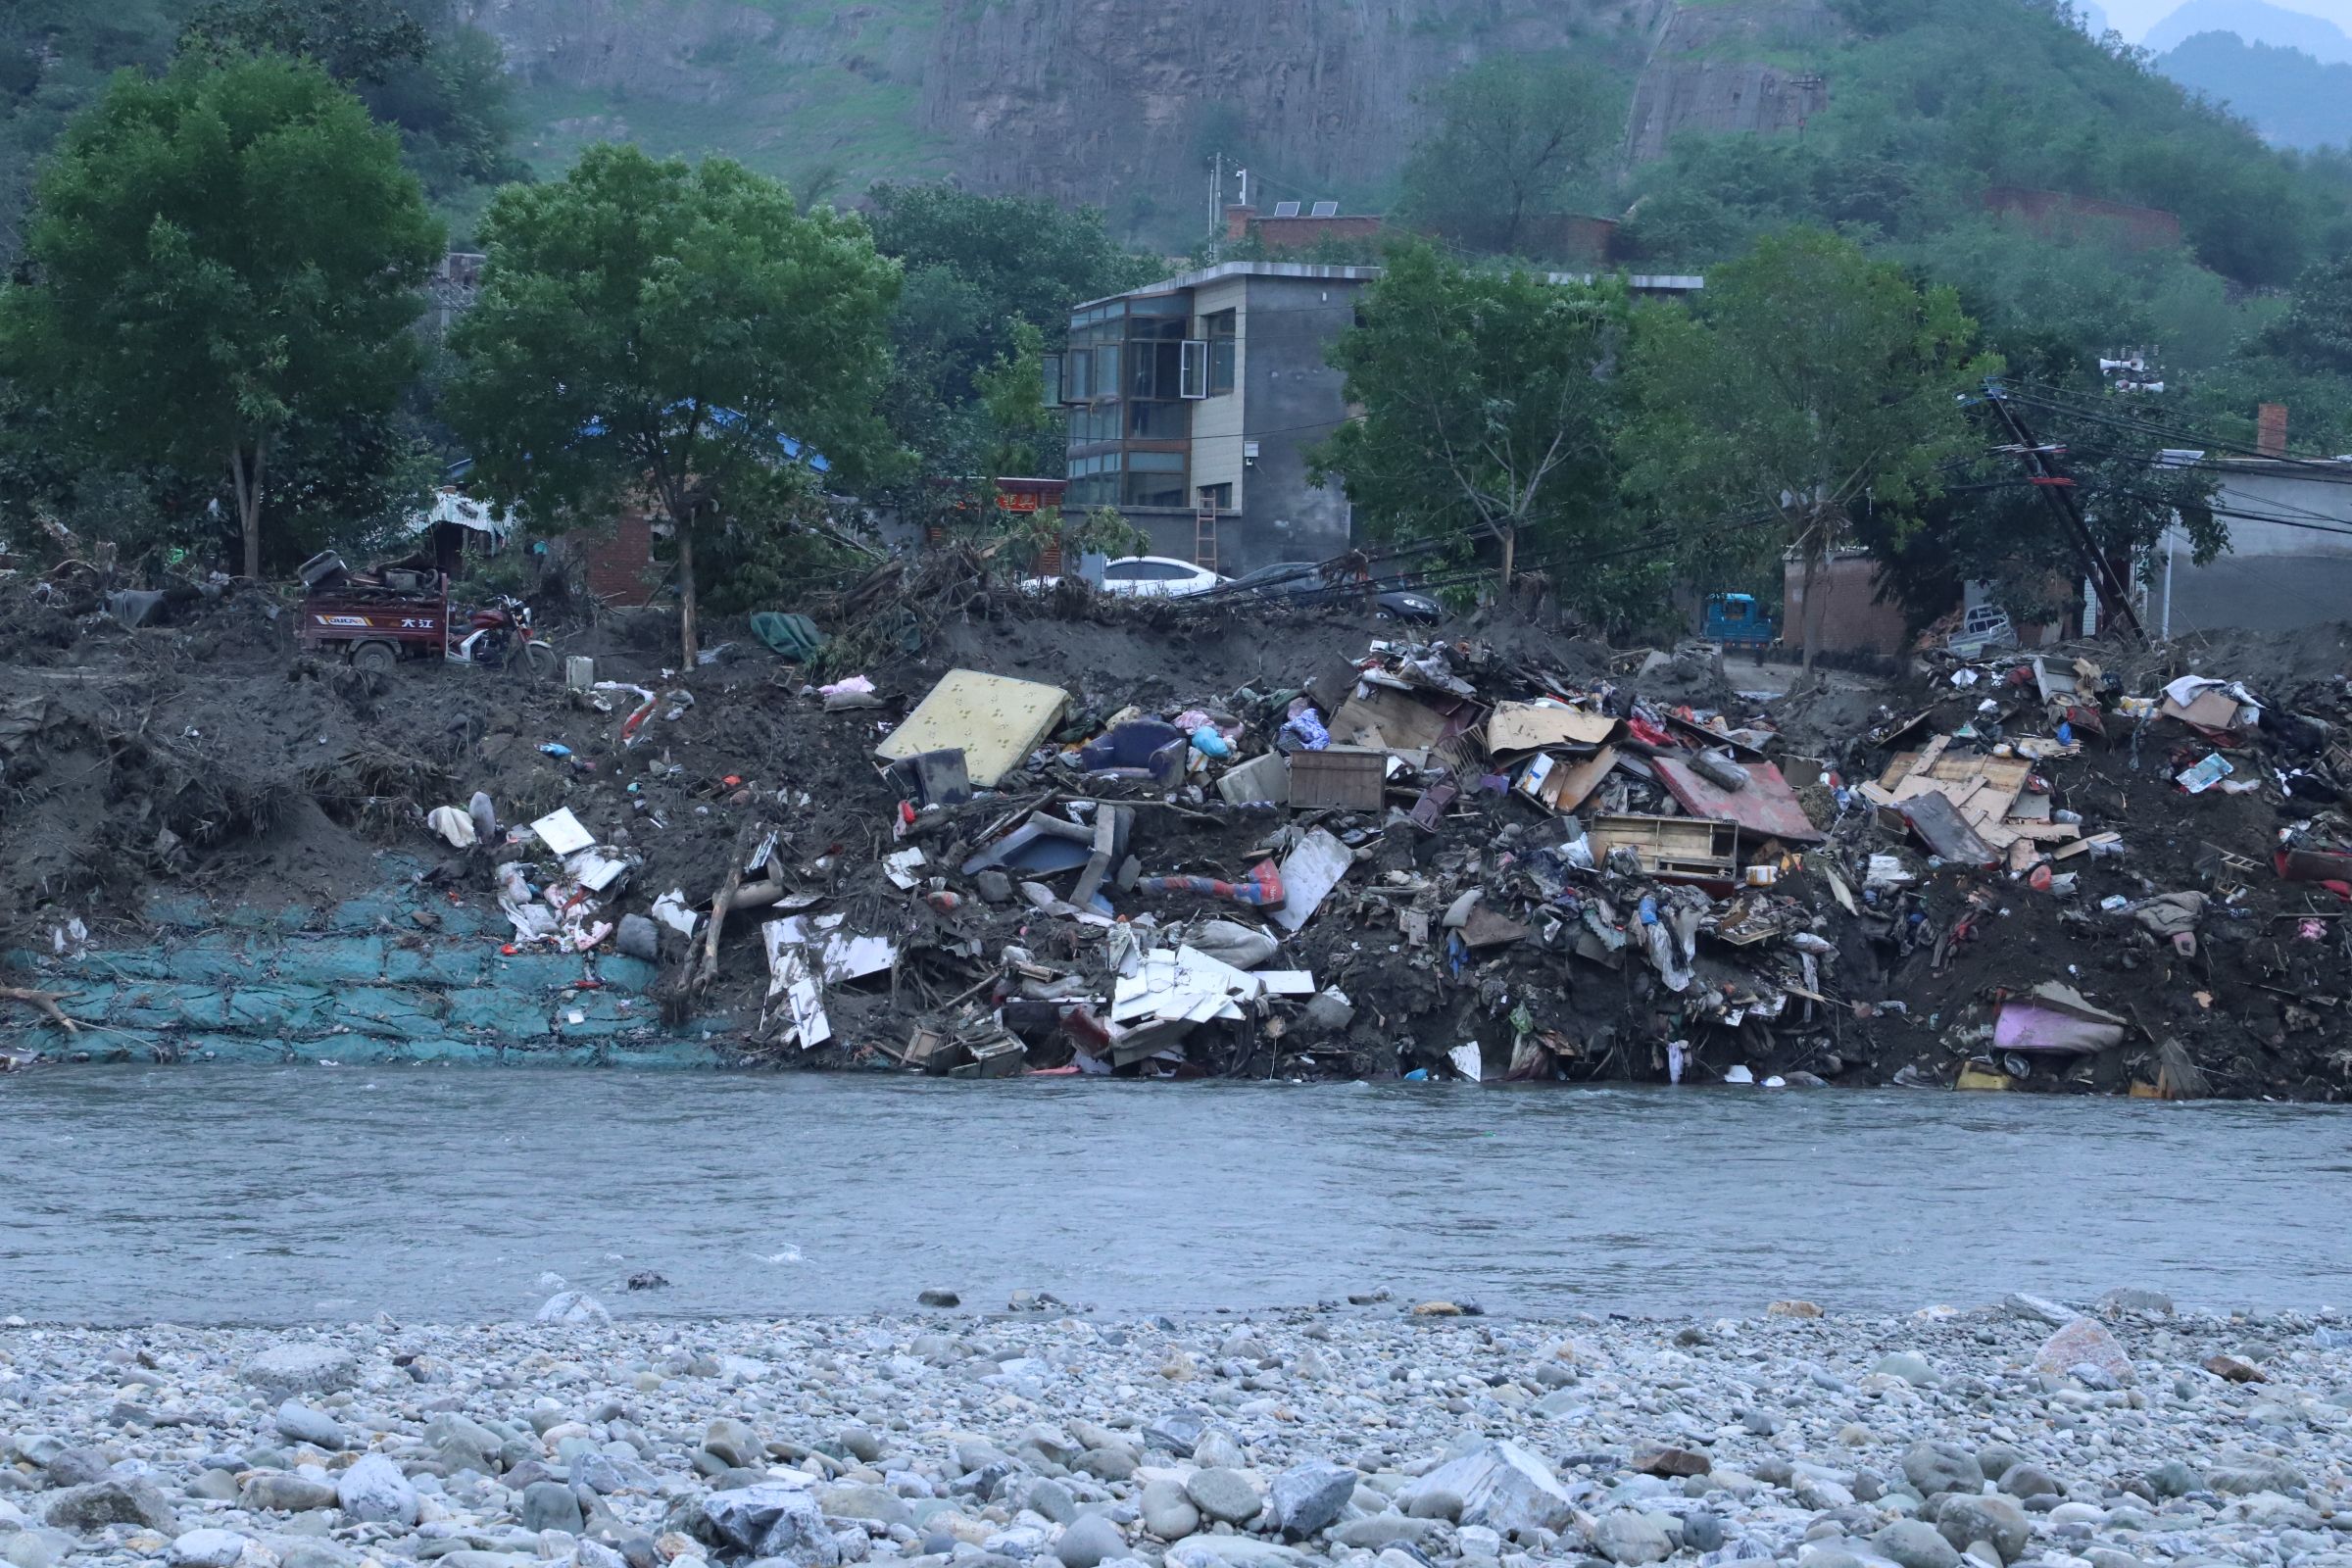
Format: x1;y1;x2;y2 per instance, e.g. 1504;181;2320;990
0;55;442;578
1622;228;1993;665
1399;55;1626;257
1316;241;1641;616
446;145;900;664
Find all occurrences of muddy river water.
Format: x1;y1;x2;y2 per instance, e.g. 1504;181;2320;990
4;1067;2346;1324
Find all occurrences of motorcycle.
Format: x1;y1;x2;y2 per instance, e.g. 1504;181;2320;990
455;594;558;677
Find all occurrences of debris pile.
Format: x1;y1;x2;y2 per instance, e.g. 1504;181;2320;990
7;569;2352;1098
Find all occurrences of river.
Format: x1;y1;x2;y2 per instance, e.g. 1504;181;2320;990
4;1068;2346;1325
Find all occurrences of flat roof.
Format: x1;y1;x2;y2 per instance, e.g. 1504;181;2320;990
1074;260;1703;313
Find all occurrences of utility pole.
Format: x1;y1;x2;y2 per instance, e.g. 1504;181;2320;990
1209;152;1223;240
1981;382;2146;642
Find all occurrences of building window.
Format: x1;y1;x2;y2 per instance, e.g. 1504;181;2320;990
1122;449;1187;508
1127;401;1187;438
1200;482;1233;513
1203;310;1237;395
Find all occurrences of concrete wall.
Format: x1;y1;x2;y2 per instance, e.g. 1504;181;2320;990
2147;464;2352;636
1228;274;1358;572
1189;274;1250;520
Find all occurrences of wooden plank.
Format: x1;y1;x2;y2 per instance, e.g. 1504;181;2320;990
1905;735;1951;779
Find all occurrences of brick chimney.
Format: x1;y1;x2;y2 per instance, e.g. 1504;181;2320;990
1224;204;1256;241
2258;402;2288;458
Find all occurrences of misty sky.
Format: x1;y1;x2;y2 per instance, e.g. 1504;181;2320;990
2104;0;2352;37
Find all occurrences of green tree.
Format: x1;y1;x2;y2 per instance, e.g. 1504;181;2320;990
1400;55;1625;257
1315;240;1631;599
445;144;899;665
1623;228;1993;669
862;183;1156;545
177;0;430;83
0;56;443;579
2256;253;2352;376
176;0;525;232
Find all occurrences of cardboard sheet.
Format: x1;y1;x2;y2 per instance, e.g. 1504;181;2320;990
875;668;1069;787
1328;685;1475;752
1485;701;1620;760
1516;745;1620;814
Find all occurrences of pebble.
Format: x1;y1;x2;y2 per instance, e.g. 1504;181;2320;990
0;1303;2340;1568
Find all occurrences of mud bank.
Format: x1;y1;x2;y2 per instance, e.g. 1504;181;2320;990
5;569;2352;1099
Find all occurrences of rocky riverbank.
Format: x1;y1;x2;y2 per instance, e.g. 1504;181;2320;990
3;1299;2347;1568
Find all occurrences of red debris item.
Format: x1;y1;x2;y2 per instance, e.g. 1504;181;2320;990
500;944;517;956
1134;858;1287;907
2030;864;2052;892
721;774;742;787
2278;849;2352;886
1627;716;1675;748
926;891;961;913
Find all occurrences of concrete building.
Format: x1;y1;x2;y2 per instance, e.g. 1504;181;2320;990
2145;455;2352;636
1054;261;1702;576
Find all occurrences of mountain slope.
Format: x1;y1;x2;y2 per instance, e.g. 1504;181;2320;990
2159;29;2352;147
2142;0;2352;60
456;0;1693;242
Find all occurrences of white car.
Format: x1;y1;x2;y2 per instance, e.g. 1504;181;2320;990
1062;556;1227;599
1020;556;1230;598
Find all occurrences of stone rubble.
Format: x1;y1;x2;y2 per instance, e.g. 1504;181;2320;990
1;1299;2348;1568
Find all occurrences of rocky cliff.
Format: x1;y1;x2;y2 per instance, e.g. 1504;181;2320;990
914;0;1673;223
457;0;1833;234
1622;0;1839;164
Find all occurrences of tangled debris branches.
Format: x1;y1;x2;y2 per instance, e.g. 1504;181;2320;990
303;743;456;840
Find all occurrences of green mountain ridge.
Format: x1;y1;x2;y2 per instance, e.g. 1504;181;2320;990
2157;29;2352;149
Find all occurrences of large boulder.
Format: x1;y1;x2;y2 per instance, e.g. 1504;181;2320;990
1184;1468;1263;1527
1267;1462;1357;1538
1936;1494;2030;1563
335;1455;418;1527
43;1479;179;1534
1054;1516;1127;1568
2030;1318;2133;1387
240;1346;359;1399
816;1486;910;1531
703;1419;765;1470
1590;1510;1674;1566
1874;1521;1963;1568
2208;1455;2305;1495
535;1292;612;1327
1396;1442;1574;1537
272;1403;348;1452
239;1474;338;1513
1900;1443;1984;1497
519;1482;583;1535
701;1485;841;1566
168;1531;254;1568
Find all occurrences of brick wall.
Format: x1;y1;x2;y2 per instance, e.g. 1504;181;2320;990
571;508;661;607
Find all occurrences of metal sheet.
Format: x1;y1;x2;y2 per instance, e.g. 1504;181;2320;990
1652;756;1823;844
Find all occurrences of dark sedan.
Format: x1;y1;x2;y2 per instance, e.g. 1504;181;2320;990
1227;562;1442;622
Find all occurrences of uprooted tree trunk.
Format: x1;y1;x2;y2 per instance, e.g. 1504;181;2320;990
0;988;80;1033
